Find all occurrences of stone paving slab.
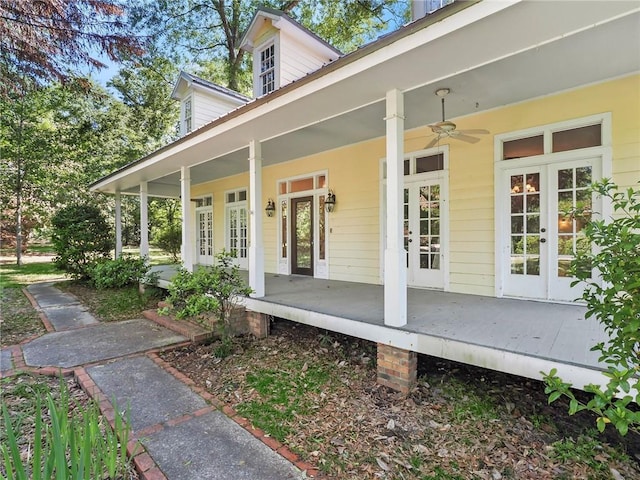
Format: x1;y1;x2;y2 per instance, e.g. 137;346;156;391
143;411;302;480
27;283;80;308
86;356;207;431
0;349;13;373
41;305;98;330
22;319;186;368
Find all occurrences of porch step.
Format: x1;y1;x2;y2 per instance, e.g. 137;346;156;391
142;309;213;343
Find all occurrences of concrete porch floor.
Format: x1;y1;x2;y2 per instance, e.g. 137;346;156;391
150;265;608;391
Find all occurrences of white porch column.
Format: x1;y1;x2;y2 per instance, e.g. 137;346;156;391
248;140;265;298
114;191;122;258
139;182;149;261
181;166;194;272
384;89;407;327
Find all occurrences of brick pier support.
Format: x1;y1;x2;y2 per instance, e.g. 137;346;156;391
246;311;271;338
377;343;417;393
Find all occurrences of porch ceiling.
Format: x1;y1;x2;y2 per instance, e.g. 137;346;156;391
98;1;640;197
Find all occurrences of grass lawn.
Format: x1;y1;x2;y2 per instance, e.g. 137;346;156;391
0;261;66;289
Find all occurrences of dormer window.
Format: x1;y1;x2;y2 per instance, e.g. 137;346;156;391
259;43;276;95
183;97;192;134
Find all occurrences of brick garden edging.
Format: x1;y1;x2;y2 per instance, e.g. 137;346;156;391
147;352;324;478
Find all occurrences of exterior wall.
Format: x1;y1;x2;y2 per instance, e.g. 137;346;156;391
261;140;383;283
279;30;334;88
192;90;242;130
188;75;639;295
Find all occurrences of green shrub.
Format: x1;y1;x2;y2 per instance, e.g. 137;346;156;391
89;255;150;289
163;251;252;343
51;203;112;279
152;225;181;263
543;180;640;436
1;378;132;479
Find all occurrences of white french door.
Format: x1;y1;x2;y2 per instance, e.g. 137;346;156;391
226;205;248;269
501;157;600;302
404;178;445;289
196;206;213;265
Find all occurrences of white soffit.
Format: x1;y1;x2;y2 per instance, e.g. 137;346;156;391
94;1;640;194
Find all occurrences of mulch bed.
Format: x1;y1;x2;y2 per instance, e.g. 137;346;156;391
160;319;640;479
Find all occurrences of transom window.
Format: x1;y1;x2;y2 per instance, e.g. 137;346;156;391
502;122;603;160
279;174;326;194
259;44;275;96
226;189;247;203
194;195;212;208
404;153;444;175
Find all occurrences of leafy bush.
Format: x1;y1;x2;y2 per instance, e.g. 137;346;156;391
89;255;150;289
153;225;181;262
1;378;132;479
543;180;640;436
51;203;112;278
163;250;252;343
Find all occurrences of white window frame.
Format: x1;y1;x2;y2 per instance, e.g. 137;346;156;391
379;146;450;289
182;96;193;135
194;194;214;265
253;38;280;98
224;187;249;269
493;113;612;300
276;170;329;279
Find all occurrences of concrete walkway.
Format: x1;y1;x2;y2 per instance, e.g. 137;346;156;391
1;283;306;480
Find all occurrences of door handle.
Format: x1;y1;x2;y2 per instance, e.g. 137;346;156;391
540;238;546;243
408;238;413;243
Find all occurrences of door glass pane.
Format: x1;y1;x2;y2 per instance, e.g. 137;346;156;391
510;172;540;276
295;200;312;269
556;166;592;278
229;209;237;252
239;208;247;259
418;185;440;271
281;200;287;258
403;188;409;267
319;196;326;260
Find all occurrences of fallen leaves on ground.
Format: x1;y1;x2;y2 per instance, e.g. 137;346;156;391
160;320;640;480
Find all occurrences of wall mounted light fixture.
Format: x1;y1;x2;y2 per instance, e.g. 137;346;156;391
325;190;336;213
265;198;276;217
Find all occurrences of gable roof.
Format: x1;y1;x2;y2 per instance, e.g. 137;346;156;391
239;6;342;57
170;71;251;103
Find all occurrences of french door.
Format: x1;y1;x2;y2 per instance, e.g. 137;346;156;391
404;179;445;288
291;196;313;276
196;206;213;265
226;205;248;269
502;157;600;302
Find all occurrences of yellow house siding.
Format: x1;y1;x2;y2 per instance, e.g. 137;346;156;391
261;140;383;282
181;75;638;295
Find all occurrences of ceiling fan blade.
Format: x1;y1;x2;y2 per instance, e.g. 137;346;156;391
451;133;481;144
457;128;490;135
425;135;441;149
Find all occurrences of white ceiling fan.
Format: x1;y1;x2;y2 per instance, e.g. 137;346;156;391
425;88;489;148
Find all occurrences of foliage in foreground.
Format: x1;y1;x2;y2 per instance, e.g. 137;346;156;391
51;203;113;279
544;180;640;436
1;377;132;480
162;251;252;343
88;255;151;289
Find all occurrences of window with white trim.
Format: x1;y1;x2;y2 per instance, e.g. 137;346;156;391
225;188;248;268
183;96;193;134
259;44;276;96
